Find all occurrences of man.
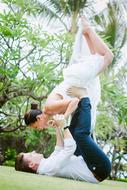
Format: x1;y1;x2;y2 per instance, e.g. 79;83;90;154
15;89;111;183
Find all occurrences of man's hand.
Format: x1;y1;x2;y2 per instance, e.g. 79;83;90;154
66;86;88;99
47;119;58;128
47;115;67;128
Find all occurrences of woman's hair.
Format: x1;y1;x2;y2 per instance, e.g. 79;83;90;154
24;103;42;126
15;153;36;173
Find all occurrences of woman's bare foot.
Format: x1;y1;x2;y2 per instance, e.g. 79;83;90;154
66;86;88;99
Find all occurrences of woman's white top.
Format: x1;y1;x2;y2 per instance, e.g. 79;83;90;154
52;53;105;131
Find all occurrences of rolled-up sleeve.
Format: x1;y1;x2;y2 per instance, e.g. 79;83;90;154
37;138;76;176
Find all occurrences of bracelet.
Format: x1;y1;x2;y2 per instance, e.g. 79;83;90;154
64;126;69;130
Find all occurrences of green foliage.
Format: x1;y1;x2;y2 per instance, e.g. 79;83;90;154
0;0;127;180
3;0;40;15
25;128;56;157
96;70;127;179
94;1;127;64
0;2;73;131
100;74;127;125
0;1;74;161
9;0;94;32
4;148;16;166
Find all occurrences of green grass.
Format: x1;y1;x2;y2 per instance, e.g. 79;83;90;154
0;166;126;190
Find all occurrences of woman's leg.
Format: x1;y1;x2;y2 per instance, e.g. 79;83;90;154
70;97;111;181
82;17;112;56
83;33;96;54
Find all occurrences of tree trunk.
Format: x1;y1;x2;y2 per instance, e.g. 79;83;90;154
70;11;78;34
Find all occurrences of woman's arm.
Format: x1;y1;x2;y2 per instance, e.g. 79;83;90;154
45;99;72;114
45;93;79;119
64;98;79;119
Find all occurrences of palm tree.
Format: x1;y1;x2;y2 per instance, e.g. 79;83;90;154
12;0;93;33
34;0;93;33
94;1;127;65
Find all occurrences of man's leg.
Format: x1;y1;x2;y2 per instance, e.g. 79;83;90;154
68;87;88;156
70;97;111;181
69;112;81;156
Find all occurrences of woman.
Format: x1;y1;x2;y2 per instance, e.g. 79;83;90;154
24;17;114;130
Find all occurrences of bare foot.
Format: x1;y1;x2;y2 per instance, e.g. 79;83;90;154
66;86;88;99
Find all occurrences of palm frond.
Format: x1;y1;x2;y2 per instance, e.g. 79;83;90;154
31;0;69;29
94;1;127;48
94;1;127;66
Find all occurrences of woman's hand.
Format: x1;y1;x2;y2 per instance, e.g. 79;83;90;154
66;86;88;99
53;114;67;128
47;119;58;128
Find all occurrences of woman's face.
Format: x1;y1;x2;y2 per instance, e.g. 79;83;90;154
29;113;49;130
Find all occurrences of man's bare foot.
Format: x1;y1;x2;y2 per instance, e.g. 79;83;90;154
66;86;88;99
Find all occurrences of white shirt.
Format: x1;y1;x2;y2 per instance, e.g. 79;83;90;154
37;138;99;183
52;53;105;131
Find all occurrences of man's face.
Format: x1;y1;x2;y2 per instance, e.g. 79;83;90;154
23;151;43;165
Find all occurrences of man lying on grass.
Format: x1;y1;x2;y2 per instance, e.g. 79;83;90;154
15;88;111;183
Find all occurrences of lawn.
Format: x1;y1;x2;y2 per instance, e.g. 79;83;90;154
0;166;126;190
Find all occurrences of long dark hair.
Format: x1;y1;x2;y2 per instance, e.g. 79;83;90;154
24;103;42;125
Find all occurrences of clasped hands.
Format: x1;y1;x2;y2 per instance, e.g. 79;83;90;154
47;114;67;128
